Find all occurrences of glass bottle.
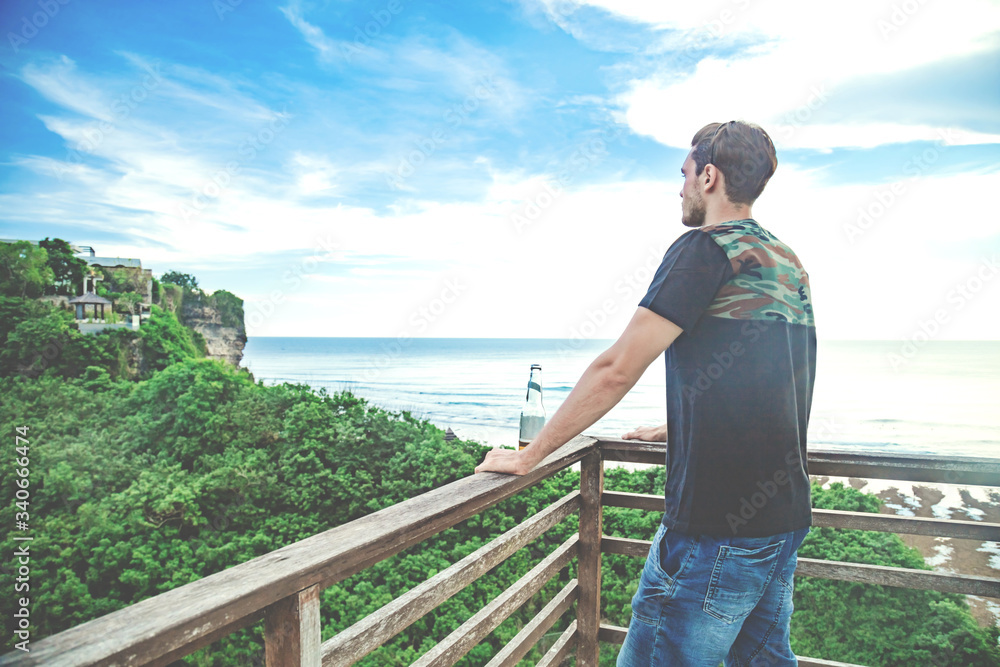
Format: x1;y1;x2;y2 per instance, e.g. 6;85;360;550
518;364;545;450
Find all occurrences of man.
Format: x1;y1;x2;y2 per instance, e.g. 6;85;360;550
475;120;816;666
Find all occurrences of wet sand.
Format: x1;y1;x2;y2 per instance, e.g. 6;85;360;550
815;476;1000;630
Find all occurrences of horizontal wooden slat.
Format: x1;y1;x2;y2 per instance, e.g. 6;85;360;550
796;557;1000;597
323;491;581;666
602;538;1000;597
599;624;866;666
604;492;1000;542
806;449;1000;487
602;536;651;558
1;436;598;667
599;439;665;466
484;579;578;667
597;439;1000;487
602;490;662;512
813;509;1000;541
410;535;578;667
597;623;627;644
536;619;577;667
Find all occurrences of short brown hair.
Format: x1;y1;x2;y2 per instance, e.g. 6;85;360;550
691;121;777;205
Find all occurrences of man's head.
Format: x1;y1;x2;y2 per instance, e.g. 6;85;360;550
679;120;778;227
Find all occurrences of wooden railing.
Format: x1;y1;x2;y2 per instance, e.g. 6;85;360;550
3;436;998;667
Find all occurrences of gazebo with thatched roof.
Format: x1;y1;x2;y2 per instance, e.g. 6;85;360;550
67;291;113;322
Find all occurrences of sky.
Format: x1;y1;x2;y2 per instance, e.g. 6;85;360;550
1;0;998;341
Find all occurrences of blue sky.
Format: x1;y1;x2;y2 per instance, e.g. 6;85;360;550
1;0;998;341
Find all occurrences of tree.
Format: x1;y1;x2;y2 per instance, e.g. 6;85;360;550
0;241;54;298
161;271;199;291
39;237;89;296
116;292;144;316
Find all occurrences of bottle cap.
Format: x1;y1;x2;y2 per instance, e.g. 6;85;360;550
531;363;542;370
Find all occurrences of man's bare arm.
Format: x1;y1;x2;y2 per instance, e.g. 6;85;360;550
474;307;682;475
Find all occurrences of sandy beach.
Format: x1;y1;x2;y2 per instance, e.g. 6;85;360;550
815;476;1000;630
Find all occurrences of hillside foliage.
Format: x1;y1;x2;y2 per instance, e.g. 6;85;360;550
1;357;996;666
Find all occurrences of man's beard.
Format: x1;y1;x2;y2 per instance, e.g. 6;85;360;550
681;191;706;227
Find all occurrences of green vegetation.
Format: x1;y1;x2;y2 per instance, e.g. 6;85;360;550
1;355;996;665
0;240;54;299
161;270;200;290
38;238;89;297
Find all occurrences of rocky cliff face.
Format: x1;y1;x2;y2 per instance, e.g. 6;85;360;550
180;297;247;367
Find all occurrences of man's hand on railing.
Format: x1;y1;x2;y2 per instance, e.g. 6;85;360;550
622;423;668;442
474;447;533;476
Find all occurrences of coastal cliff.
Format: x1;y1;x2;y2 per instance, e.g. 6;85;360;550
159;284;247;367
180;294;247;367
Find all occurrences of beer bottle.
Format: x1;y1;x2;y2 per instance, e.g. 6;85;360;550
518;364;545;450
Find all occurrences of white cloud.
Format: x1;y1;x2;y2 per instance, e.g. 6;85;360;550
531;0;1000;149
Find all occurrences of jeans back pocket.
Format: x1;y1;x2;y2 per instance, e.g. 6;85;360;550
703;540;784;624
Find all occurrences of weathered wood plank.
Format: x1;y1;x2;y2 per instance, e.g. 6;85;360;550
483;579;578;667
599;625;865;666
577;451;603;667
603;492;1000;541
0;436;598;667
597;623;627;644
796;558;1000;597
536;620;577;667
598;439;1000;487
806;449;1000;487
599;439;665;466
409;535;578;667
813;509;1000;541
601;536;651;559
603;538;1000;597
265;585;320;667
602;490;661;512
143;611;263;667
322;491;581;666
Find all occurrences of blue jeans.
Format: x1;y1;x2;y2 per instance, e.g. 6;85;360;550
617;523;809;667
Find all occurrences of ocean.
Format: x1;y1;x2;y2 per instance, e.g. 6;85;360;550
237;338;999;459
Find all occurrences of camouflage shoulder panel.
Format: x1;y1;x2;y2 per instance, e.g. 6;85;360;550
697;219;815;326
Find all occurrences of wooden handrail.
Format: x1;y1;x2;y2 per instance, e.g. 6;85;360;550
599;438;1000;487
322;490;582;665
2;433;997;667
2;436;597;667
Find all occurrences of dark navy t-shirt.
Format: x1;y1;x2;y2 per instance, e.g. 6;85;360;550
639;219;816;537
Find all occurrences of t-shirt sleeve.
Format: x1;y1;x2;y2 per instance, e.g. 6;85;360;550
638;230;733;331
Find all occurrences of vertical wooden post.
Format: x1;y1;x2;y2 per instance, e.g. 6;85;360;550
264;584;321;667
577;450;604;666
